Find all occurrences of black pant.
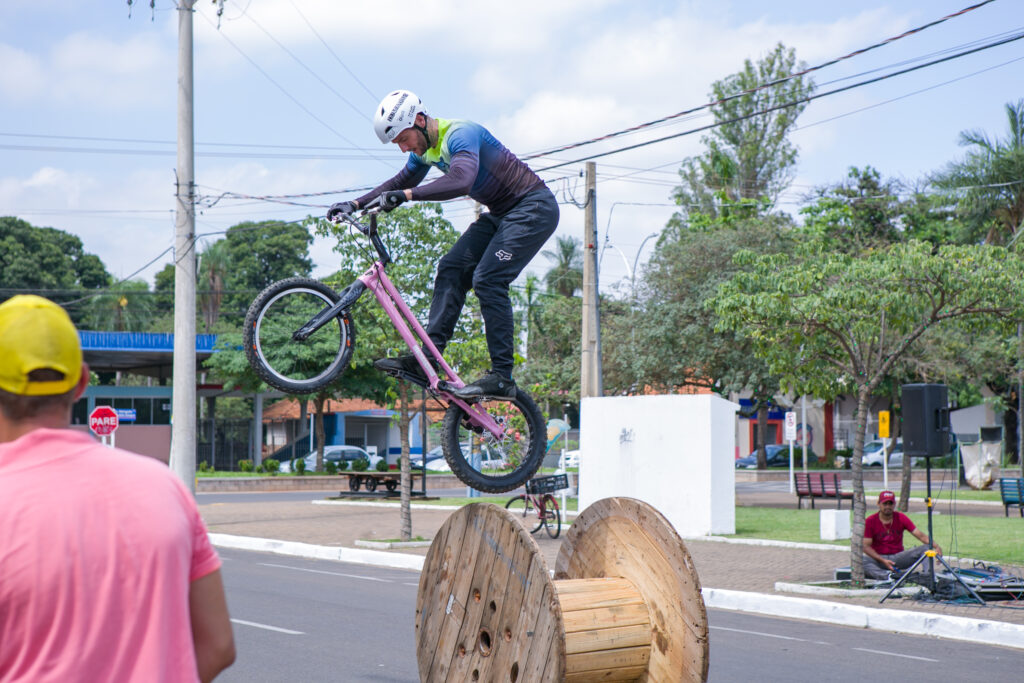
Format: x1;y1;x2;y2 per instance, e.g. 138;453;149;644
426;187;559;377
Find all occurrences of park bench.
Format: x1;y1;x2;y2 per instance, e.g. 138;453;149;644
998;477;1024;517
795;472;853;509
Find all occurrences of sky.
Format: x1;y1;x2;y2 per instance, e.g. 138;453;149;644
2;0;1023;296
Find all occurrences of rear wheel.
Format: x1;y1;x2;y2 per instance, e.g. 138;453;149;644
442;388;546;493
540;494;561;539
505;495;543;533
244;277;355;394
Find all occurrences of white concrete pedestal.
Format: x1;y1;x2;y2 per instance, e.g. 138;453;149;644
820;509;851;541
578;394;738;537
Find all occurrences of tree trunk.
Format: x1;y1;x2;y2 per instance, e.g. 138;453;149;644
894;388;912;513
314;395;326;472
398;383;412;542
850;389;870;584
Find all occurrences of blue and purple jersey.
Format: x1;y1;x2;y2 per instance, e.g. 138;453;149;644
357;118;544;216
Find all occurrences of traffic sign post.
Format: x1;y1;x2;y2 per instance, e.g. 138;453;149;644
89;405;119;448
785;411;797;493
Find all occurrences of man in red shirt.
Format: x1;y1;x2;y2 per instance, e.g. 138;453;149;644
862;490;940;580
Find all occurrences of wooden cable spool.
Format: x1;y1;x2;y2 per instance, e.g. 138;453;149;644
415;497;708;682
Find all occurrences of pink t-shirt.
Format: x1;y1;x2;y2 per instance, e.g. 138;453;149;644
0;429;221;682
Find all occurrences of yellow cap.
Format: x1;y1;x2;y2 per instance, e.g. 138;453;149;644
0;295;83;396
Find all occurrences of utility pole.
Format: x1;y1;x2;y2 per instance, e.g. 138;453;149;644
580;162;603;398
170;0;197;492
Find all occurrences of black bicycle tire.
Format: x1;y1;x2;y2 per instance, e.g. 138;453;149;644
541;494;561;539
505;495;543;534
441;387;546;493
243;277;355;394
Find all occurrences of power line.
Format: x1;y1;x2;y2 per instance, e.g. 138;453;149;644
533;29;1024;173
287;0;378;103
521;0;1000;161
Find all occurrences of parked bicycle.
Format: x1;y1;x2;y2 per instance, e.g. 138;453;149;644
243;198;546;493
504;473;567;539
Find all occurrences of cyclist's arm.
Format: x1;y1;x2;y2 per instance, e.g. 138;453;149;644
354;162;428;208
410;151;479;202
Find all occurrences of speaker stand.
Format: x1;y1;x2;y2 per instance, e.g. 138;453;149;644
880;456;984;604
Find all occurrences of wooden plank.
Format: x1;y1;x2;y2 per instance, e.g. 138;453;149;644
415;501;469;680
565;645;650;675
561;602;651;633
564;622;651;655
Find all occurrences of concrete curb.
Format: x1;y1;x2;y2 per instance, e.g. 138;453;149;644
209;532;1024;650
208;533;425;571
703;588;1024;651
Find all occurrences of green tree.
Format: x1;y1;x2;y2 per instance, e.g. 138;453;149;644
221;220;313;324
0;217;110;323
798;167;904;253
932;99;1024;245
712;239;1024;583
542;235;583;298
82;279;155;332
198;239;231;333
672;43;814;222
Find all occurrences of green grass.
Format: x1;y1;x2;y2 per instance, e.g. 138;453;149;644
733;506;1024;565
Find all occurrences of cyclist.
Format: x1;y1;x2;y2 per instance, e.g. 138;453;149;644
328;89;558;400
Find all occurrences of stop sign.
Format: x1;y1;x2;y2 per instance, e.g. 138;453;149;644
89;406;119;436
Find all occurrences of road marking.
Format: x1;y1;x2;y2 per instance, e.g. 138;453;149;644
852;647;939;662
259;562;393;583
231;618;303;635
710;625;830;645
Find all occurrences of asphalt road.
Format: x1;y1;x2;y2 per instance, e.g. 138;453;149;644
216;548;1024;682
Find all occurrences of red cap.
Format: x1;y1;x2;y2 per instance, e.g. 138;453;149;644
879;491;896;504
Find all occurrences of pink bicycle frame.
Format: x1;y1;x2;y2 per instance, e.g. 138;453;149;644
357;260;507;440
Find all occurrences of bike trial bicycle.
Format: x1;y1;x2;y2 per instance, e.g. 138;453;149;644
243;198;546;493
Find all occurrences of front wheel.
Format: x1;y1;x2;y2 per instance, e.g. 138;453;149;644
244;277;356;394
540;494;561;539
442;388;546;493
505;495;543;533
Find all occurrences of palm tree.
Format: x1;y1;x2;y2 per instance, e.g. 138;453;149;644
542;235;583;297
932;99;1024;245
198;239;230;332
83;279;154;331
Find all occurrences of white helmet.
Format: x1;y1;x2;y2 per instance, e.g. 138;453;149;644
373;89;427;144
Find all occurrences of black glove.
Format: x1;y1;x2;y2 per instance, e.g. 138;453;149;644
326;201;357;222
380;191;407;212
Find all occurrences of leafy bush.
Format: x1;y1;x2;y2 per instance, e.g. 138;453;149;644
325;460;338;475
352;457;369;472
375;459;389;472
255;464;264;473
337;460;349;472
198;461;213;473
239;459;254;473
295;458;306;475
263;458;280;474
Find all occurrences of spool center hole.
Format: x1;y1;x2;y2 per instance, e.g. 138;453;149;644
478;628;493;656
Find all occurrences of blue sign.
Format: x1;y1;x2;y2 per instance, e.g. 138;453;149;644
116;408;137;422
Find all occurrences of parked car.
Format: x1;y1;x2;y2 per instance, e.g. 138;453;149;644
862;439;907;467
562;450;581;468
279;444;380;473
409;443;506;471
734;444;817;469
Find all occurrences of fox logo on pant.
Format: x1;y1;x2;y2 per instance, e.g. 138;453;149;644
494;249;512;261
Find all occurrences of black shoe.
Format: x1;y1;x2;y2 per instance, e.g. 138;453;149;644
373;354;437;384
452;371;516;400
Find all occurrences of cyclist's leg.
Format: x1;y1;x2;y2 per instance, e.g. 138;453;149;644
470;188;559;378
423;213;498;353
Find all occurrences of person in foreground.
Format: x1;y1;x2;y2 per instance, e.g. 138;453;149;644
0;295;235;682
862;490;940;580
328;89;559;400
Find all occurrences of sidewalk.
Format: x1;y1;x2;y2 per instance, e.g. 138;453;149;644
198;489;1024;649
